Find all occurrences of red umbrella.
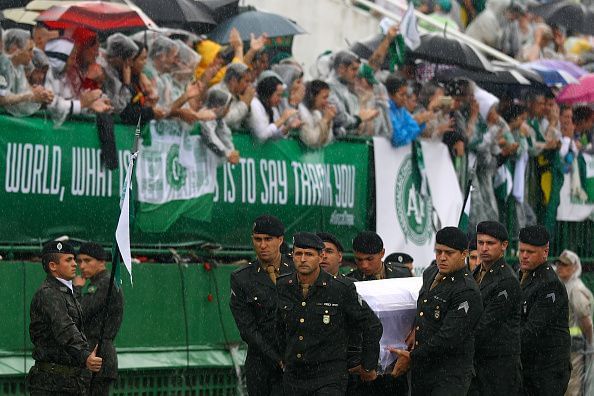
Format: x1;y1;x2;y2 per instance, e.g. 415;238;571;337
36;1;148;32
556;74;594;104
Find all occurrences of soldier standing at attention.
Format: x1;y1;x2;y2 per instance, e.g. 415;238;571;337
276;232;382;396
73;242;124;396
348;231;411;280
518;225;571;395
317;232;344;278
27;241;102;395
468;221;522;395
229;215;293;396
390;227;483;395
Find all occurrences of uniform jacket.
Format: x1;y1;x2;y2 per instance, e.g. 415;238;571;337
347;261;412;281
473;257;521;357
229;256;294;364
411;265;483;371
30;276;91;367
75;270;124;379
276;270;382;374
520;262;571;372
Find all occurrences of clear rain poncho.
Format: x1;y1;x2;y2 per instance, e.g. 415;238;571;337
171;39;200;99
147;35;179;108
98;33;138;113
200;88;235;162
0;29;41;117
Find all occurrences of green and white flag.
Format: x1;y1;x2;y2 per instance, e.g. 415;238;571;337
135;120;218;233
580;153;594;202
458;185;472;232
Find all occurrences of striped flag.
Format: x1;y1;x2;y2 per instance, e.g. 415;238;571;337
458;185;472;232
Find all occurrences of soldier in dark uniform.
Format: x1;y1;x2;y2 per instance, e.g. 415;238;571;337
348;231;411;280
518;225;571;395
467;233;479;272
276;232;383;396
229;215;293;396
390;227;483;395
27;241;103;395
467;221;522;396
73;242;124;396
317;232;344;278
385;252;415;277
346;232;410;395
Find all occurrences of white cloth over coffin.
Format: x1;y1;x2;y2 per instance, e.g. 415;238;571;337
354;277;422;370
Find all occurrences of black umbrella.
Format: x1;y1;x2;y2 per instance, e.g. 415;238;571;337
435;65;551;97
349;34;392;69
410;33;493;72
198;0;239;23
528;0;592;35
131;0;216;33
208;10;305;43
0;0;27;8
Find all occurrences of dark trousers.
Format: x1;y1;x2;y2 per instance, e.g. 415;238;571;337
245;352;283;396
347;373;408;396
411;366;472;396
523;366;570;396
284;371;347;396
468;354;523;396
89;377;114;396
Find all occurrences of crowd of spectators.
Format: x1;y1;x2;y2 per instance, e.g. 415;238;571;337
0;1;593;239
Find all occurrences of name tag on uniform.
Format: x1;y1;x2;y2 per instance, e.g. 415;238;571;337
323;315;330;324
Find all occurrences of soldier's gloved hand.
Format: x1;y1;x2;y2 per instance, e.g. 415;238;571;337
359;368;377;382
388;348;411;377
86;345;103;372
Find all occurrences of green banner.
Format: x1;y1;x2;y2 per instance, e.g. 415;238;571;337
0;115;371;250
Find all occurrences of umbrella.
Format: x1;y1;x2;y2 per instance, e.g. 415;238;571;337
37;2;149;32
131;0;215;33
350;34;392;69
208;10;306;43
556;74;594;104
408;33;493;72
198;0;239;23
2;1;80;26
521;62;579;86
528;1;592;35
0;0;27;8
523;60;587;80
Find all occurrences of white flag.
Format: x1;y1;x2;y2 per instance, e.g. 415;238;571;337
401;2;421;50
115;155;135;284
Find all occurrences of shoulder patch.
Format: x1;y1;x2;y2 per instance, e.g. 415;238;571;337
232;263;253;274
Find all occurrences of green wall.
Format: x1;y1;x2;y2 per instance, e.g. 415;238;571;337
0;262;242;375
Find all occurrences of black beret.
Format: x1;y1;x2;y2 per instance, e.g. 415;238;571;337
293;232;325;251
42;241;76;256
385;252;414;264
352;231;384;254
467;232;477;251
252;215;285;237
316;232;344;252
519;225;550;247
476;221;509;242
435;226;468;251
78;242;108;261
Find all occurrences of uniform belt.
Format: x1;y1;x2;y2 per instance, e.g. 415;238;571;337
36;362;80;376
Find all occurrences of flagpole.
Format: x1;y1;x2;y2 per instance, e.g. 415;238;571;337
458;175;472;226
90;117;142;392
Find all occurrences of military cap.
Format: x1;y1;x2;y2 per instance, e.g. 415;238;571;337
42;240;76;256
78;242;108;261
316;232;344;252
519;225;550;247
385;252;414;264
293;232;325;251
252;215;285;236
476;221;509;242
435;226;468;251
352;231;384;254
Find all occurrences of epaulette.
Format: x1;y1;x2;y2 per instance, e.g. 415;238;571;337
232;262;253;274
331;275;353;287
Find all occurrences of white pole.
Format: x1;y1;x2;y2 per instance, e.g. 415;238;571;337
352;0;521;66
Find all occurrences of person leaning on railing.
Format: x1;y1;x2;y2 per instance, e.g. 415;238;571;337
0;29;54;117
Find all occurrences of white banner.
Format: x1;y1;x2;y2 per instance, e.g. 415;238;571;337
136;120;218;204
374;138;463;274
556;172;594;222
